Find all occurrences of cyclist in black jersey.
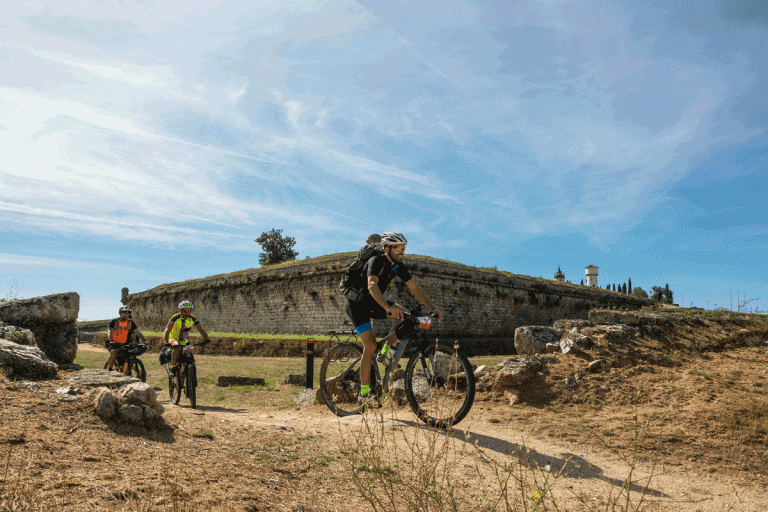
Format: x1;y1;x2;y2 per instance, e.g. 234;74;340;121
344;232;443;406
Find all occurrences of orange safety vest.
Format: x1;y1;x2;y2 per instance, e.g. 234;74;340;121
112;319;133;344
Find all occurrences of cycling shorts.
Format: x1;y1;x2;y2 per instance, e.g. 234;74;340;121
169;338;188;347
344;298;393;335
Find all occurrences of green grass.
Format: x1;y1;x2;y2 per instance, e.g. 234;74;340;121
134;331;351;340
74;347;310;409
74;345;499;410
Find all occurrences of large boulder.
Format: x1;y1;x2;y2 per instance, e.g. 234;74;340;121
514;326;560;355
90;382;164;426
0;339;58;378
0;293;80;364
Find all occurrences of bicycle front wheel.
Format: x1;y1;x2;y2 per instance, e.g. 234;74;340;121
187;365;197;409
128;359;146;382
405;341;475;429
319;342;364;417
168;368;181;405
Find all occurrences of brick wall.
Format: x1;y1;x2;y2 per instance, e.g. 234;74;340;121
125;255;648;344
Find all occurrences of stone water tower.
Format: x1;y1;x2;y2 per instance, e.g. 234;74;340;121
585;265;598;287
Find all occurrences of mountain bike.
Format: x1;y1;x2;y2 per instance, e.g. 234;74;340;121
319;308;475;429
104;342;147;382
161;340;210;409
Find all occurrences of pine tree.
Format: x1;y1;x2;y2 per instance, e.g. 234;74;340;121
628;278;632;294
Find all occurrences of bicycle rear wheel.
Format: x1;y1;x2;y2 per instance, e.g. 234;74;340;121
319;342;365;416
128;359;146;382
187;365;197;409
168;368;181;405
404;341;475;429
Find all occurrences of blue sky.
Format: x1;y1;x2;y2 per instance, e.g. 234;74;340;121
1;0;766;321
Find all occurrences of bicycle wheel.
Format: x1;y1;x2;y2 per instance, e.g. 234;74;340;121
187;365;197;409
128;359;146;382
319;342;365;416
168;368;181;405
404;341;475;429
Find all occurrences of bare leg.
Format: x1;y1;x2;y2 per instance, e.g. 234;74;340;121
358;330;377;389
107;349;118;369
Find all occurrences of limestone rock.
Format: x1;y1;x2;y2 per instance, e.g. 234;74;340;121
69;369;139;389
552;319;593;333
0;339;58;379
514;326;560;355
0;325;37;347
491;355;546;388
604;324;639;343
293;387;315;406
0;293;80;364
588;309;671;328
117;382;157;406
118;404;144;425
92;387;118;419
559;338;583;355
92;383;164;425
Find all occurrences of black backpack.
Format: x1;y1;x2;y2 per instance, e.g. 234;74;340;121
339;245;383;301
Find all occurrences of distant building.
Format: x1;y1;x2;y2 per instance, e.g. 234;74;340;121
585;265;598;287
554;266;565;282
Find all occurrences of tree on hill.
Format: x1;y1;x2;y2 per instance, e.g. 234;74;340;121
631;286;649;299
255;229;298;265
628;278;632;294
622;283;627;294
651;285;674;304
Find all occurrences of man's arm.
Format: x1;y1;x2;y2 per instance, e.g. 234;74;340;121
368;276;403;320
405;279;443;320
195;323;210;340
162;324;172;344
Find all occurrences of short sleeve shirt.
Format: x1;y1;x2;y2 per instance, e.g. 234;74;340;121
365;255;412;294
167;313;200;342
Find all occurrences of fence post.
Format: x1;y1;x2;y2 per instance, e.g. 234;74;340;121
305;338;314;388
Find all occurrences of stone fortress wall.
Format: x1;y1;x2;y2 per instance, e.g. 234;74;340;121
124;254;649;350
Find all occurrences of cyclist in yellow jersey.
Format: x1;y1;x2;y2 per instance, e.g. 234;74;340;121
162;300;210;373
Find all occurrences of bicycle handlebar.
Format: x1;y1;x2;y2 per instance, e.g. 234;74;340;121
161;339;211;348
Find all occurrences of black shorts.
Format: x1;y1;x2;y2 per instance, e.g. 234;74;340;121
345;297;392;335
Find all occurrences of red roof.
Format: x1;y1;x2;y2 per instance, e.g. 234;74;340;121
585;265;599;269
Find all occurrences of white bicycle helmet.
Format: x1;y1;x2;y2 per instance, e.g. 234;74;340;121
381;232;407;246
178;300;194;310
119;306;132;314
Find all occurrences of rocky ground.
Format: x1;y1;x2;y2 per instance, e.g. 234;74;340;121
2;309;768;511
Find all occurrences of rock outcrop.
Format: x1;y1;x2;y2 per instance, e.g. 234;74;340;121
90;382;165;426
0;338;58;378
0;293;79;364
514;326;560;355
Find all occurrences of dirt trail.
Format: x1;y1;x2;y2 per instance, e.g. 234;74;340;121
155;389;766;511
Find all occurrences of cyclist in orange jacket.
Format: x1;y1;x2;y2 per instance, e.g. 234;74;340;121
106;306;147;371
